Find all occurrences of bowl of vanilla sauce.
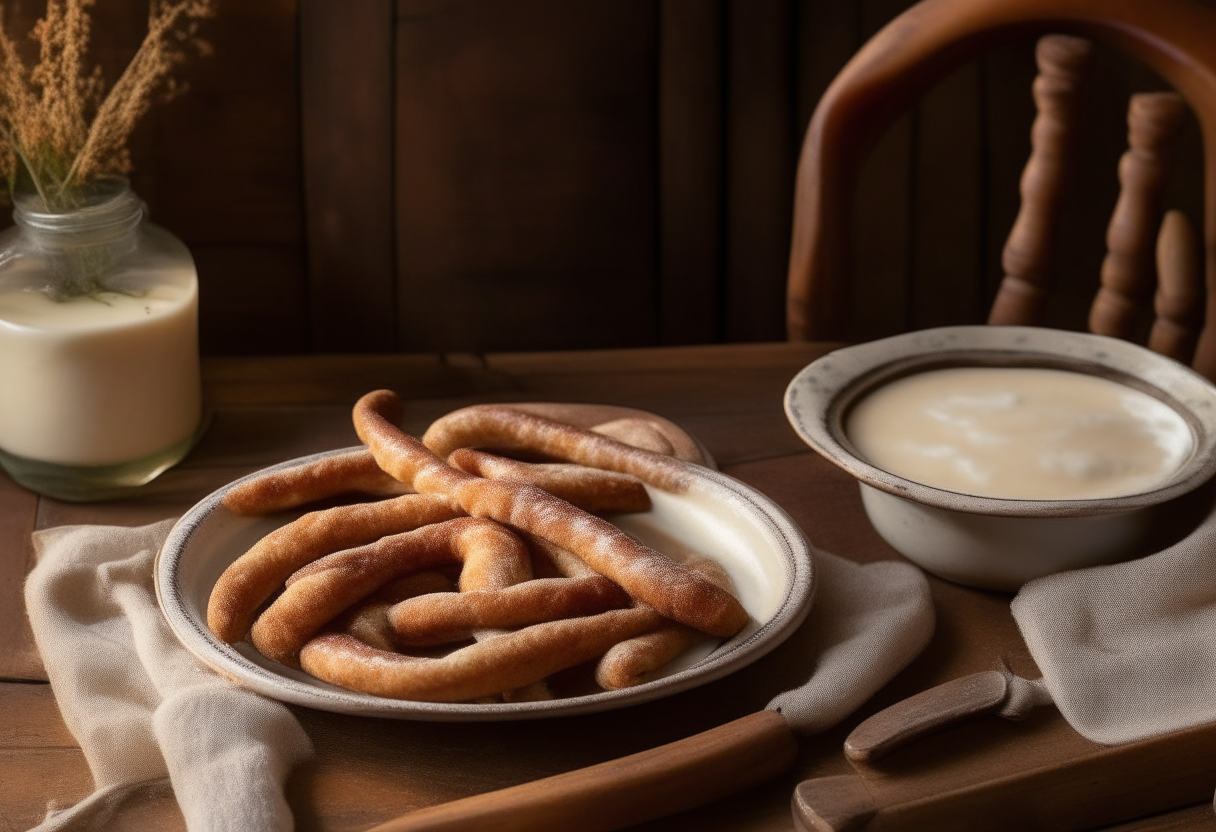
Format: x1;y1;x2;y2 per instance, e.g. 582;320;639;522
784;326;1216;591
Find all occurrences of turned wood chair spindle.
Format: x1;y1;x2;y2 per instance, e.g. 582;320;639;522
988;35;1093;327
1090;92;1191;341
1151;209;1204;362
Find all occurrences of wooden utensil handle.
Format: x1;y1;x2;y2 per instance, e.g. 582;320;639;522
365;709;797;832
843;671;1009;764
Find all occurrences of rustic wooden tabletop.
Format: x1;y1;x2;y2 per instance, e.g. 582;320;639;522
2;343;1215;832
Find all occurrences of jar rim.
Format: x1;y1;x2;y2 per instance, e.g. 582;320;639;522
13;176;143;235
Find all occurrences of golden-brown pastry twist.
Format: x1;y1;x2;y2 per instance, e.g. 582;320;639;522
353;390;749;639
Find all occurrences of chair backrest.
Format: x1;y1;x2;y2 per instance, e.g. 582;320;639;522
786;0;1216;378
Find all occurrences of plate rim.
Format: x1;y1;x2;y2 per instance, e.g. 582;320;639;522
155;446;816;721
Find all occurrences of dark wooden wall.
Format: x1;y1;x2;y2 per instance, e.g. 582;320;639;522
55;0;1208;355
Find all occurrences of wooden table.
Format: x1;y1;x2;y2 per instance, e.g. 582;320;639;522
2;343;1216;832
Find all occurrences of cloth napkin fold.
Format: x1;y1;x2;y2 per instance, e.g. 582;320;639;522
1011;498;1216;746
23;520;313;832
768;551;934;734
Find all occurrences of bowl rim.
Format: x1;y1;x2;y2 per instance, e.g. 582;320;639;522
784;325;1216;518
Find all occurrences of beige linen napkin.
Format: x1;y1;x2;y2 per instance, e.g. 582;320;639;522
1010;499;1216;746
768;551;934;734
24;519;313;832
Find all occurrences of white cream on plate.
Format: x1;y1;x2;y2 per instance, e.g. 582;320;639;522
845;366;1192;500
0;268;201;466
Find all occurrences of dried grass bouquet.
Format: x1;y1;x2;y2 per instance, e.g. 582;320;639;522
0;0;213;213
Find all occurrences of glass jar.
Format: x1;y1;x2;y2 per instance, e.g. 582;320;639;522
0;177;204;501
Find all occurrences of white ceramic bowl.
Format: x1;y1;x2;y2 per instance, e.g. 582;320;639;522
785;326;1216;591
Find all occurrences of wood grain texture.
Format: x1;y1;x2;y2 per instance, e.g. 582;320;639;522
792;775;877;832
393;0;657;353
1103;804;1216;832
796;716;1216;832
365;711;797;832
848;0;918;342
659;0;726;345
911;55;986;330
2;346;1215;831
4;0;1201;358
794;0;862;132
0;683;77;748
724;0;797;343
793;0;861;338
139;0;307;357
300;0;397;352
192;244;307;356
0;474;39;681
843;671;1009;763
0;683;187;831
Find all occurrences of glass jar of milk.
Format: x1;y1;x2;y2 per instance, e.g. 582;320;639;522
0;177;203;500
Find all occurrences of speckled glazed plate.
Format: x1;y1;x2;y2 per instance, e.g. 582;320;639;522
155;447;815;721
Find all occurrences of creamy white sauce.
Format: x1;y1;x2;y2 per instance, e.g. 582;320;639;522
0;268;201;466
845;366;1192;500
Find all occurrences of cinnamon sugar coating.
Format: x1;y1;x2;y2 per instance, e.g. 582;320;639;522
422;403;694;493
354;390;749;638
590;417;677;456
222;448;407;515
387;575;631;647
300;606;667;702
253;517;532;666
447;447;651;514
594;555;736;689
207;492;462;644
331;572;457;652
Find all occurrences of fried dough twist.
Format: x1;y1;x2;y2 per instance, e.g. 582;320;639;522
300;606;666;702
252;517;532;666
207;493;462;644
594;555;736;690
222;448;408;514
354;390;749;639
447;448;650;514
423;404;693;493
387;575;631;647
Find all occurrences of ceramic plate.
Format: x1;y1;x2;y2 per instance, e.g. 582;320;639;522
155;448;816;721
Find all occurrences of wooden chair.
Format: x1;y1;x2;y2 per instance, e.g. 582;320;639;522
786;0;1216;378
